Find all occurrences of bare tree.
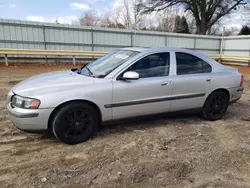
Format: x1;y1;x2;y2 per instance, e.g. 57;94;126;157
154;11;177;32
207;18;224;35
100;14;115;28
114;0;144;29
100;13;126;28
242;4;250;26
138;0;248;35
132;0;145;29
123;0;131;28
80;10;100;26
184;12;196;33
208;21;240;36
224;27;240;36
207;12;241;36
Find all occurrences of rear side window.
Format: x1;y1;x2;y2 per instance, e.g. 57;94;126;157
176;52;212;75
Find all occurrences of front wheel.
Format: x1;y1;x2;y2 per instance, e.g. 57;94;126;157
52;102;99;144
201;91;229;121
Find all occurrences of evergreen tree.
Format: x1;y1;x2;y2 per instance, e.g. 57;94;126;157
238;26;250;35
174;16;190;34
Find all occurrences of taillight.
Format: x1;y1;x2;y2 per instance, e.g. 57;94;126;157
240;74;244;86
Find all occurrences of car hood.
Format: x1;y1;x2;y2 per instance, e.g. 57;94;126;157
12;70;96;97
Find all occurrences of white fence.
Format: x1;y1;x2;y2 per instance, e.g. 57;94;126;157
223;36;250;56
1;18;250;57
0;19;220;55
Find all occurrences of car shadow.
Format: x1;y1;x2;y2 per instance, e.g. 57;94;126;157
96;111;205;137
41;110;238;143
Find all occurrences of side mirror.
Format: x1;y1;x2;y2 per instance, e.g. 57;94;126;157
122;71;139;80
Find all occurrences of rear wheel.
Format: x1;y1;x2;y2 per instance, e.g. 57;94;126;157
201;91;229;121
52;102;99;144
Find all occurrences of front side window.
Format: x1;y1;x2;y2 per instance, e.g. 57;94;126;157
126;52;170;78
80;50;139;78
176;52;212;75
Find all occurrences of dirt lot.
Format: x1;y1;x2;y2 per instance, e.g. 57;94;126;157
0;63;250;188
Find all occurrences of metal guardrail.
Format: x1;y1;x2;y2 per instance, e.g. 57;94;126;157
0;49;108;66
1;48;250;67
210;54;250;66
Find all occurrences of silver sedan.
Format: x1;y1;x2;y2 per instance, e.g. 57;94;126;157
7;48;244;144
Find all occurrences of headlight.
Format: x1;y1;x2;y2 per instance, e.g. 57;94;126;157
11;95;40;109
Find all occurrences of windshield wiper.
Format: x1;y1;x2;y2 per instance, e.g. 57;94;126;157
77;65;85;74
78;65;94;77
85;66;94;76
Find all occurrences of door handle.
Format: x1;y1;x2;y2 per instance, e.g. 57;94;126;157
206;77;213;82
161;81;171;86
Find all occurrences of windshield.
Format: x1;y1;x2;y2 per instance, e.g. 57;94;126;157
79;50;139;78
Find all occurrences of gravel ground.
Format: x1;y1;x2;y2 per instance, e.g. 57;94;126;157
0;63;250;188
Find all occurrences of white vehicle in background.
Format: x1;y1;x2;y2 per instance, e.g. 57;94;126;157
7;47;244;144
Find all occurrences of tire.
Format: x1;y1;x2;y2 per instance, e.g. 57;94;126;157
52;102;99;145
201;90;229;121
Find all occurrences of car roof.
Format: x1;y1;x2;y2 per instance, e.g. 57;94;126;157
120;47;199;54
119;47;223;68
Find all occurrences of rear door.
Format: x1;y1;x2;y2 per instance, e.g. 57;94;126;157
110;52;174;120
170;52;214;111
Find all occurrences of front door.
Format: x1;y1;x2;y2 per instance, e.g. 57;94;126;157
110;52;173;120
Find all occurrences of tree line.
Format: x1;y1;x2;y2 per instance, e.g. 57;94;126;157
79;0;250;36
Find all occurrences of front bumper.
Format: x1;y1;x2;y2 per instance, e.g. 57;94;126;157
7;103;54;131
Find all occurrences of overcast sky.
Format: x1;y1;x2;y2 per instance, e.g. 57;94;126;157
0;0;248;30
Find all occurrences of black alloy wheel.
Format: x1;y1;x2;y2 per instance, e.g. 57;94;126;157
201;91;229;121
52;102;99;144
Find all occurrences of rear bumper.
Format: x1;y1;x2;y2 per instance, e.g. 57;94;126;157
228;86;244;103
7;103;54;131
229;97;241;104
